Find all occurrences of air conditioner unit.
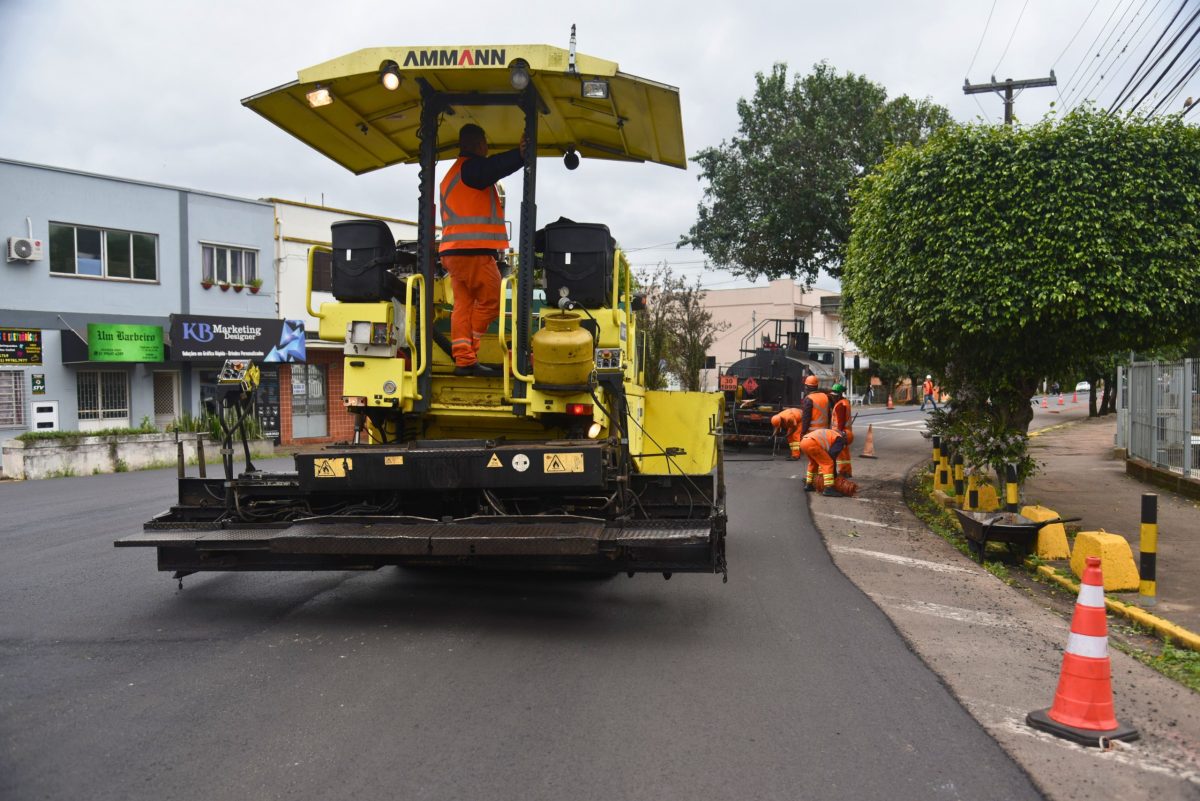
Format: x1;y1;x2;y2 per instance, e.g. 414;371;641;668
7;237;43;262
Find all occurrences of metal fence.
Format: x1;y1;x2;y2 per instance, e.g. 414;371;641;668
1117;358;1198;478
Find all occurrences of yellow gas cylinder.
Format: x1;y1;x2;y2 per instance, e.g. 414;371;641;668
531;312;594;389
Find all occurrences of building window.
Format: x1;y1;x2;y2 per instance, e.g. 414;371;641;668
49;222;158;281
202;244;258;285
0;370;26;428
77;371;129;422
311;249;333;293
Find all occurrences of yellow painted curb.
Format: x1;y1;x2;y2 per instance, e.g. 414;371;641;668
1034;564;1200;652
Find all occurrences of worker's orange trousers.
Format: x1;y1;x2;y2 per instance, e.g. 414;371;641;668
800;437;835;486
442;254;500;367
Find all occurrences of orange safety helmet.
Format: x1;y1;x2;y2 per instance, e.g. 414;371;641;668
804;375;820;388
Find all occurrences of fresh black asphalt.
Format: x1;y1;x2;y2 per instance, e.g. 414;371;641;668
0;455;1042;800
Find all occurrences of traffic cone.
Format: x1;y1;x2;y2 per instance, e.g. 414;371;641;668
886;394;894;410
1041;395;1049;409
1058;394;1065;406
1072;390;1078;403
1027;556;1139;747
859;425;877;458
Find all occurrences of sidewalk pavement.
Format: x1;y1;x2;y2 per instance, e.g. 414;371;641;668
807;405;1200;800
1022;415;1200;637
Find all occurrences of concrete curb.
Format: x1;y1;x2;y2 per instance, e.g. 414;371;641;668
1033;564;1200;652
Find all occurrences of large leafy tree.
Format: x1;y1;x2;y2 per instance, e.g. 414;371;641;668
842;108;1200;473
636;263;728;391
682;62;951;283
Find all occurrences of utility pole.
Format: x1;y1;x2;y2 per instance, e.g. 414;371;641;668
964;72;1057;125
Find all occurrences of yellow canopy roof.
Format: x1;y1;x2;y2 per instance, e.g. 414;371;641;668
242;45;686;174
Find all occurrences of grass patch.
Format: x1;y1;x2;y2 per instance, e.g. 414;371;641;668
1118;639;1200;693
911;464;1200;693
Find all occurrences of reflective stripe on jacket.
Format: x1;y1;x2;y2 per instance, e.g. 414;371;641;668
803;427;846;456
801;391;831;434
439;156;509;252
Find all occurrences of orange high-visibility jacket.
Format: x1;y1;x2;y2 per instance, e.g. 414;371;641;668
802;427;846;455
800;391;831;436
771;407;804;433
923;379;935;396
832;397;851;433
439;157;509;252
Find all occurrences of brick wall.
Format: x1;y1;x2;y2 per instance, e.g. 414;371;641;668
279;349;356;446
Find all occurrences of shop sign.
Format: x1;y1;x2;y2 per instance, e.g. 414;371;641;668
87;323;164;363
170;315;306;362
0;328;42;364
31;374;46;394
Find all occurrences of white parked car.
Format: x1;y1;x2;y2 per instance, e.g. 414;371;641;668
1075;381;1091;393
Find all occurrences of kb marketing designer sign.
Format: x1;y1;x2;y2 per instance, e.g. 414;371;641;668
169;315;306;362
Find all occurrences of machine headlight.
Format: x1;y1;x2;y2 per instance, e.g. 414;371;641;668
305;86;333;108
581;79;609;99
349;321;372;344
380;61;402;91
509;60;531;90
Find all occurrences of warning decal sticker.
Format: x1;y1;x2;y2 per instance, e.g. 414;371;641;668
486;453;502;468
313;458;352;478
543;453;585;474
384;456;404;466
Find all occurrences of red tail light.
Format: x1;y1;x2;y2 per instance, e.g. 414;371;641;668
566;403;593;416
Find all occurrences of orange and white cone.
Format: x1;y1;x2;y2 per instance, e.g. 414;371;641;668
1041;395;1049;409
859;424;877;459
886;395;894;410
1027;556;1139;746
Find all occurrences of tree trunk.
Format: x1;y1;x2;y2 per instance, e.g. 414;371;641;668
1087;374;1100;417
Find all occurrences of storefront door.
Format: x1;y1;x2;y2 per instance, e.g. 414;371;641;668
290;364;327;439
152;371;180;430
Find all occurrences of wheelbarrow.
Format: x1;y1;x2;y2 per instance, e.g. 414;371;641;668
952;509;1081;563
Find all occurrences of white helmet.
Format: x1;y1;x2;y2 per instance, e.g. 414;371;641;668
926;375;932;380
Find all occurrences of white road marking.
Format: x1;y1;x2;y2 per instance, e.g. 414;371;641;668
871;596;1011;627
815;512;910;530
999;717;1200;785
828;545;976;574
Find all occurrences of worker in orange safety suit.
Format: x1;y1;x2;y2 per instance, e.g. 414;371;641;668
439;124;526;376
801;427;848;496
920;374;939;411
771;407;805;460
799;375;831;438
829;382;853;478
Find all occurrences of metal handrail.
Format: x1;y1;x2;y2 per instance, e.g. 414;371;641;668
404;273;426;400
499;274;533;393
306;245;331;320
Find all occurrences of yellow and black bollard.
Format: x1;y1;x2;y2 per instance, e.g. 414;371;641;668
932;435;942;471
1139;493;1158;607
1005;464;1019;513
953;454;965;506
966;475;979;511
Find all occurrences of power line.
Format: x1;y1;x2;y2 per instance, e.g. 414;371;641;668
993;0;1033;76
1053;0;1107;104
1090;0;1172;107
966;0;1000;78
1108;0;1194;111
1128;10;1200;112
1063;0;1129;107
1148;51;1200;114
1071;0;1150;107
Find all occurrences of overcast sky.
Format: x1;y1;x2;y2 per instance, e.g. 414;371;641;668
2;0;1195;291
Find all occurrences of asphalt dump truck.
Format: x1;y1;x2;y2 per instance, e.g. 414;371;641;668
116;42;728;582
720;319;844;447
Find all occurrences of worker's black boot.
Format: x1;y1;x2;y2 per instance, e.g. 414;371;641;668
804;483;815;492
822;487;842;497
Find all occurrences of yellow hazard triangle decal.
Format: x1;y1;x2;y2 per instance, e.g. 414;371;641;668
486;453;502;468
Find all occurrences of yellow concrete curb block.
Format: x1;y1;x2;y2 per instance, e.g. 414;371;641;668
1071;531;1140;591
1035;564;1200;652
1018;505;1070;560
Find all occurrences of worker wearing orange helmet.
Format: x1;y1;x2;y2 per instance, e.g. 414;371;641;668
771;406;805;460
801;427;848;496
829;382;853;478
798;374;831;438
